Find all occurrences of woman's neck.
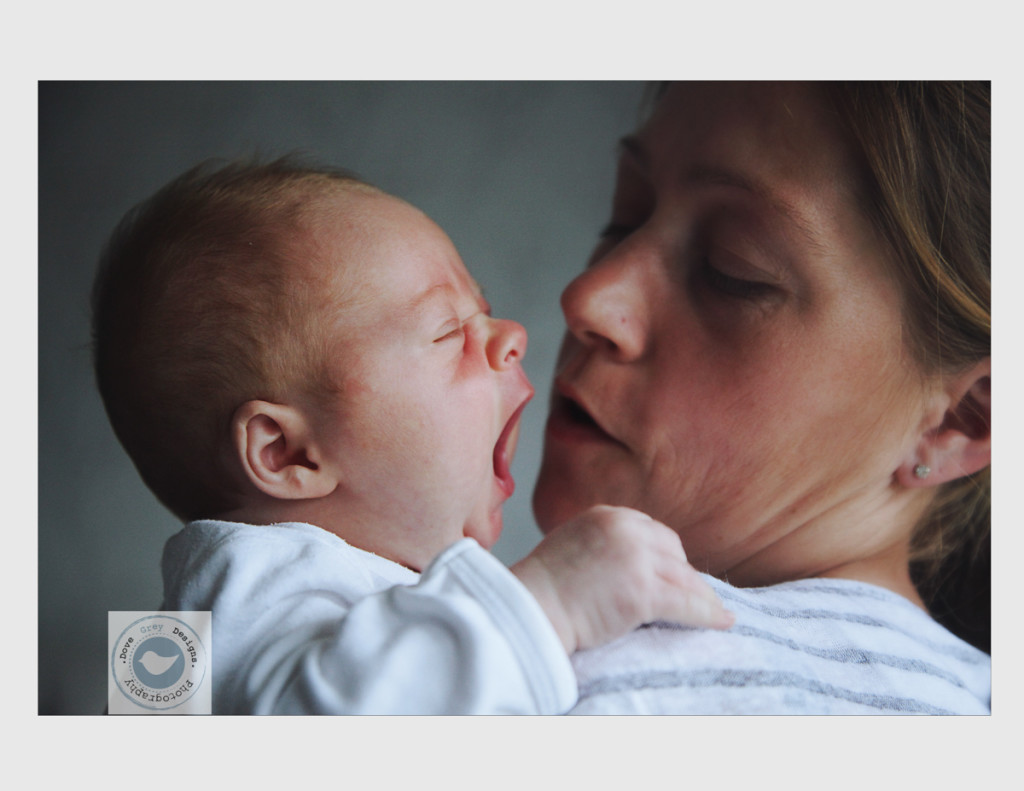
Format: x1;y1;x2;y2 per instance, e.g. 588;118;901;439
815;544;926;610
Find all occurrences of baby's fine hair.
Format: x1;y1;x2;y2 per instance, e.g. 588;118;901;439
92;156;377;521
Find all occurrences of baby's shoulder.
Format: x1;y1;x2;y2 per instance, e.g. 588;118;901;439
164;520;416;604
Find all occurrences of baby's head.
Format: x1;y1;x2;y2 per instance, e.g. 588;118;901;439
93;158;532;568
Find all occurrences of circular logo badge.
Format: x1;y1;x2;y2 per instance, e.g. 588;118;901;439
111;614;209;711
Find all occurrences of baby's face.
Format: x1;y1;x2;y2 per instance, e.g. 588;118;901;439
306;189;533;568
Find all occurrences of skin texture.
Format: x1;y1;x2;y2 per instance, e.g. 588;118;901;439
532;82;974;606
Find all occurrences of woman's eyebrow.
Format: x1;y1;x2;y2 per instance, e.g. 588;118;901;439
618;134;828;254
684;165;801;220
686;165;825;245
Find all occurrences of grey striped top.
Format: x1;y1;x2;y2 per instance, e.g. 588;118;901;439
570;575;990;715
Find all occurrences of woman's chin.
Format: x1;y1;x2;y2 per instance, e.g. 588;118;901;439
532;467;594;534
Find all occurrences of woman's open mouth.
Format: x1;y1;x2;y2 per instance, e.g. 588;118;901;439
544;391;624;446
563;397;601;429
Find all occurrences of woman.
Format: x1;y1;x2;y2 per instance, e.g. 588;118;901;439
532;82;990;714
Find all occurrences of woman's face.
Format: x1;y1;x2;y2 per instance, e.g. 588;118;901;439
533;82;932;585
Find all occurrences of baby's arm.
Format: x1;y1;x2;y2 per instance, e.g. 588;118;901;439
511;505;733;653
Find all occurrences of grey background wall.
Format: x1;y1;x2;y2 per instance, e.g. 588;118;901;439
38;81;645;714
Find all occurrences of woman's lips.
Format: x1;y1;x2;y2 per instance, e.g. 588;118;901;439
544;392;624;446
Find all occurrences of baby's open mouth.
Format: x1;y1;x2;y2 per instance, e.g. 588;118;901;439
493;401;528;496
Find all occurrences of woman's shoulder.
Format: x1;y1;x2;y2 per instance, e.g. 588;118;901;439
570;574;990;715
711;575;989;667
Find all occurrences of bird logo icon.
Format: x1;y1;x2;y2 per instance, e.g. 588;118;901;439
131;635;187;689
138;650;182;677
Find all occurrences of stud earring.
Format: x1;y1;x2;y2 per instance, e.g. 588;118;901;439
914;464;931;479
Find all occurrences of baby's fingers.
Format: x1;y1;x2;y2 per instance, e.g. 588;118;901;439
655;563;735;630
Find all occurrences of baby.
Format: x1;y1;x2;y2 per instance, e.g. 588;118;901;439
92;157;732;714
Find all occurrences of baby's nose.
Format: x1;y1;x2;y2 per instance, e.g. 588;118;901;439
487;317;528;370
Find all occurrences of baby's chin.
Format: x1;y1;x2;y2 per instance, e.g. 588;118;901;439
463;506;504;550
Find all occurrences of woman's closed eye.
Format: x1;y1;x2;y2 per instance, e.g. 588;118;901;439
695;237;791;304
595;217;785;304
700;262;779;300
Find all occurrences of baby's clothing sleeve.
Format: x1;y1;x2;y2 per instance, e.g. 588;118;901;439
161;521;577;715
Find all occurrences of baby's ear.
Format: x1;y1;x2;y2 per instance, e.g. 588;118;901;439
231;400;337;500
899;358;991;488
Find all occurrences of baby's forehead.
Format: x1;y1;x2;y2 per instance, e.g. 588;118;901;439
303;183;414;246
296;185;479;309
287;183;393;270
308;186;460;267
302;179;390;230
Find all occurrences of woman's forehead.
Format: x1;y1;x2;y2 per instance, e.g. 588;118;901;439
640;82;858;188
631;82;870;253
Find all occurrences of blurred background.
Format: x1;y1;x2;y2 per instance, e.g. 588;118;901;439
38;81;645;714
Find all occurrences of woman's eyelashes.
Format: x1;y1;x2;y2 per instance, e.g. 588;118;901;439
699;261;779;300
596;220;780;302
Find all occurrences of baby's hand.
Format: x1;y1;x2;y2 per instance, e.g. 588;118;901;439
511;505;734;653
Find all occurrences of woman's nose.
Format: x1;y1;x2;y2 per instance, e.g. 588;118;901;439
487;317;528;370
560;254;649;362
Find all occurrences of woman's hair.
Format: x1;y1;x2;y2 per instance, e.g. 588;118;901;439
820;83;990;624
92;156;376;521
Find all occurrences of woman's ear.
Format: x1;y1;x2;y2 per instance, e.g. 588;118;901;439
900;358;991;488
231;400;338;500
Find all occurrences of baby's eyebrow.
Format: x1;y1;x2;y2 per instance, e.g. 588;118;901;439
393;284;454;329
407;283;452;313
406;278;489;321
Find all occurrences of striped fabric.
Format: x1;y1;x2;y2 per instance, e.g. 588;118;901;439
570;575;990;715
